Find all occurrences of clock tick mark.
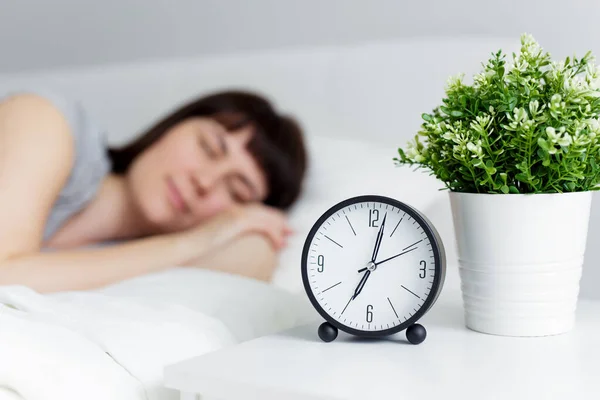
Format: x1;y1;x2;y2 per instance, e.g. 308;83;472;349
402;285;421;299
387;297;399;318
345;215;357;236
324;235;344;248
390;218;403;237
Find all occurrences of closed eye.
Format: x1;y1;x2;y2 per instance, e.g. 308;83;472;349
228;177;254;203
198;136;218;159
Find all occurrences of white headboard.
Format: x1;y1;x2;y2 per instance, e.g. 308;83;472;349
0;36;518;148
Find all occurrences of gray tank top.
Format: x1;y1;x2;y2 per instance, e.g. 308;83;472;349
1;88;111;241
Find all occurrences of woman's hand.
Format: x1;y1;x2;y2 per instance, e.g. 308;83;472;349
193;203;293;251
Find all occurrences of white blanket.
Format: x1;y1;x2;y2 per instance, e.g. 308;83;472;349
0;284;236;400
0;269;315;400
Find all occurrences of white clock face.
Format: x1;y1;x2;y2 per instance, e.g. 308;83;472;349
302;198;441;334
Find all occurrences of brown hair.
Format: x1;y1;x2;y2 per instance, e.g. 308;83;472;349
108;90;307;210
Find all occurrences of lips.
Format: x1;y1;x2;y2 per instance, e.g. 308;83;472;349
166;176;188;212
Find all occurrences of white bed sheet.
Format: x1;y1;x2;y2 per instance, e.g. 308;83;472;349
0;268;316;400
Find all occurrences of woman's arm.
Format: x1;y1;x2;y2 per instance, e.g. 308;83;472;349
0;226;224;293
182;233;278;282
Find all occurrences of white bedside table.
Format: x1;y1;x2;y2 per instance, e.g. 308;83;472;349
164;291;600;400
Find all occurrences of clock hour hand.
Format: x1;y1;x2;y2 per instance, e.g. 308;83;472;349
352;270;371;300
370;213;387;263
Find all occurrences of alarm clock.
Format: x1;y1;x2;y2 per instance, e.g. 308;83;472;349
301;195;446;345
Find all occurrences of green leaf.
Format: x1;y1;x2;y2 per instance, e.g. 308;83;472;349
537;137;549;151
515;173;529;182
472;159;485;169
450;110;464;117
440;106;451;115
501;185;509;194
421;113;433;122
509;185;520;194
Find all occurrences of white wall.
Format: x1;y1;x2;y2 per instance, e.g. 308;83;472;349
0;0;599;73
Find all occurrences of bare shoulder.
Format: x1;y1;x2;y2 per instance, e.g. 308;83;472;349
0;92;76;256
0;92;72;139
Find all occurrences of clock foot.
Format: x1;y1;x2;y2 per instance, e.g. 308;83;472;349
318;322;338;342
406;323;427;345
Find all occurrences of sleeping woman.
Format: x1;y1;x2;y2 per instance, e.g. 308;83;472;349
0;89;307;293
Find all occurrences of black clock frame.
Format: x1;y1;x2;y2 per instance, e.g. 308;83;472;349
301;194;446;338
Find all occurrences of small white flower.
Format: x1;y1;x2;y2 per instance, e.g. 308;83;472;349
445;73;465;92
551;94;562;104
406;145;425;163
529;100;540;116
557;133;573;147
466;140;483;158
546;126;560;143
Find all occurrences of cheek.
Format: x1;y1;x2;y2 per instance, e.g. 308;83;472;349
194;188;235;220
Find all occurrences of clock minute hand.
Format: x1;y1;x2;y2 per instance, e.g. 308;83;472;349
370;213;387;263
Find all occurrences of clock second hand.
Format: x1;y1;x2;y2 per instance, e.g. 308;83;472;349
357;246;418;273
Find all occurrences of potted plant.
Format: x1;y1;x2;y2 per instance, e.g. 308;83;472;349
395;33;600;336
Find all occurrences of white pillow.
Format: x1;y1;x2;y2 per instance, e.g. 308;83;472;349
272;134;450;293
93;268;318;342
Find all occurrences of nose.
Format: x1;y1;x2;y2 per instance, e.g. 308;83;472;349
191;171;218;196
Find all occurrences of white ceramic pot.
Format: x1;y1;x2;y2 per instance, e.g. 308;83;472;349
449;191;593;337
